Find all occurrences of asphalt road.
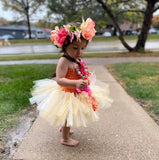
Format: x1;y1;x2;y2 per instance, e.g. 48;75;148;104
0;41;159;55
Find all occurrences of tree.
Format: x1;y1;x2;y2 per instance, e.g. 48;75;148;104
1;0;45;39
34;19;54;28
152;15;159;29
47;0;87;23
0;18;9;26
96;0;159;52
47;0;159;52
47;0;109;29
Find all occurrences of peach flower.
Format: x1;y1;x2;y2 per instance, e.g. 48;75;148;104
63;24;71;31
80;18;96;41
50;26;59;46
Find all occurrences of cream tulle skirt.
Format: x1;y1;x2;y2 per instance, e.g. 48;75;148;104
29;79;112;128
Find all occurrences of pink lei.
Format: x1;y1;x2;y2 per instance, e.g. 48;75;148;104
75;60;98;111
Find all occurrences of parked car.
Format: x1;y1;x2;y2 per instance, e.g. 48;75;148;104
132;31;138;35
149;28;157;34
24;34;36;39
102;31;112;37
0;34;15;40
36;30;46;39
123;30;132;35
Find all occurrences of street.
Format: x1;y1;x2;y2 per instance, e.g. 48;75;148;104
0;41;159;55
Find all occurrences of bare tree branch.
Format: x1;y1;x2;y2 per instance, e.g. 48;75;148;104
96;0;133;51
17;0;27;10
153;6;159;12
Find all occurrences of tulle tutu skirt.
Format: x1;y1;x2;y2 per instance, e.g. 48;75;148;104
29;79;112;128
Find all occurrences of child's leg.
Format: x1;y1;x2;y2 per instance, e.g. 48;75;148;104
61;123;79;146
59;127;74;135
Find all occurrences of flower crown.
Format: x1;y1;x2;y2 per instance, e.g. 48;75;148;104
50;18;96;48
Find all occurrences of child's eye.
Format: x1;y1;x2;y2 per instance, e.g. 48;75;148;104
73;47;78;50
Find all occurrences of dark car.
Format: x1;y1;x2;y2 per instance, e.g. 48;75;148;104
123;30;132;35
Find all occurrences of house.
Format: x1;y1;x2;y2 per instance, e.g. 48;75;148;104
0;25;26;39
120;21;141;31
0;25;51;39
96;22;142;36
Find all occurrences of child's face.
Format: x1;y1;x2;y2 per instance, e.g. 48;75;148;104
65;39;88;59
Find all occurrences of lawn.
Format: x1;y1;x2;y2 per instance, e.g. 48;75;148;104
107;63;159;122
8;34;159;46
0;64;56;135
1;52;159;61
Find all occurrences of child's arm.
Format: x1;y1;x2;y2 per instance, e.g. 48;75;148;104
56;57;87;89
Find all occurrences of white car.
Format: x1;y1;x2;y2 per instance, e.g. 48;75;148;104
0;35;15;40
24;34;36;39
132;31;138;35
149;28;157;34
102;32;112;37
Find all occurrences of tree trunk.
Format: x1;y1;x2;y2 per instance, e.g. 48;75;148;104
26;12;32;39
96;0;133;52
96;0;157;53
134;1;155;52
26;0;31;39
112;26;117;36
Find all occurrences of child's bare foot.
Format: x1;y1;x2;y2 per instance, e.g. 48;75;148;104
59;127;74;135
61;138;79;147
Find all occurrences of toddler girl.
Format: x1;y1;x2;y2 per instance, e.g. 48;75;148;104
29;18;112;147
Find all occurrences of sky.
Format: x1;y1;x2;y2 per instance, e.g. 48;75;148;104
0;1;47;22
0;1;159;22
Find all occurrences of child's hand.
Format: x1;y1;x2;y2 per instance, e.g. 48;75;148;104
76;79;88;89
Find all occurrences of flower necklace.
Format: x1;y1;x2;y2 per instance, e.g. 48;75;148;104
62;54;90;83
75;60;90;85
74;59;98;111
75;59;98;111
62;54;91;91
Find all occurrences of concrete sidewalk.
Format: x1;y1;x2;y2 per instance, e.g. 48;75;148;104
13;65;159;160
2;57;159;65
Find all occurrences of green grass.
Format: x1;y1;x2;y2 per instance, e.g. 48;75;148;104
8;34;159;46
107;63;159;115
1;52;159;61
0;64;56;133
0;53;61;61
94;34;159;41
147;34;159;40
10;38;51;46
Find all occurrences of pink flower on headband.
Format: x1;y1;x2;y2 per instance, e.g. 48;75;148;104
50;18;96;48
56;28;68;48
80;18;96;41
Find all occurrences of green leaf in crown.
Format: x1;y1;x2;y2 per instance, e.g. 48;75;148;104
69;25;81;32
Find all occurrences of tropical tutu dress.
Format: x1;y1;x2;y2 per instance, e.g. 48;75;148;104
29;57;112;128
